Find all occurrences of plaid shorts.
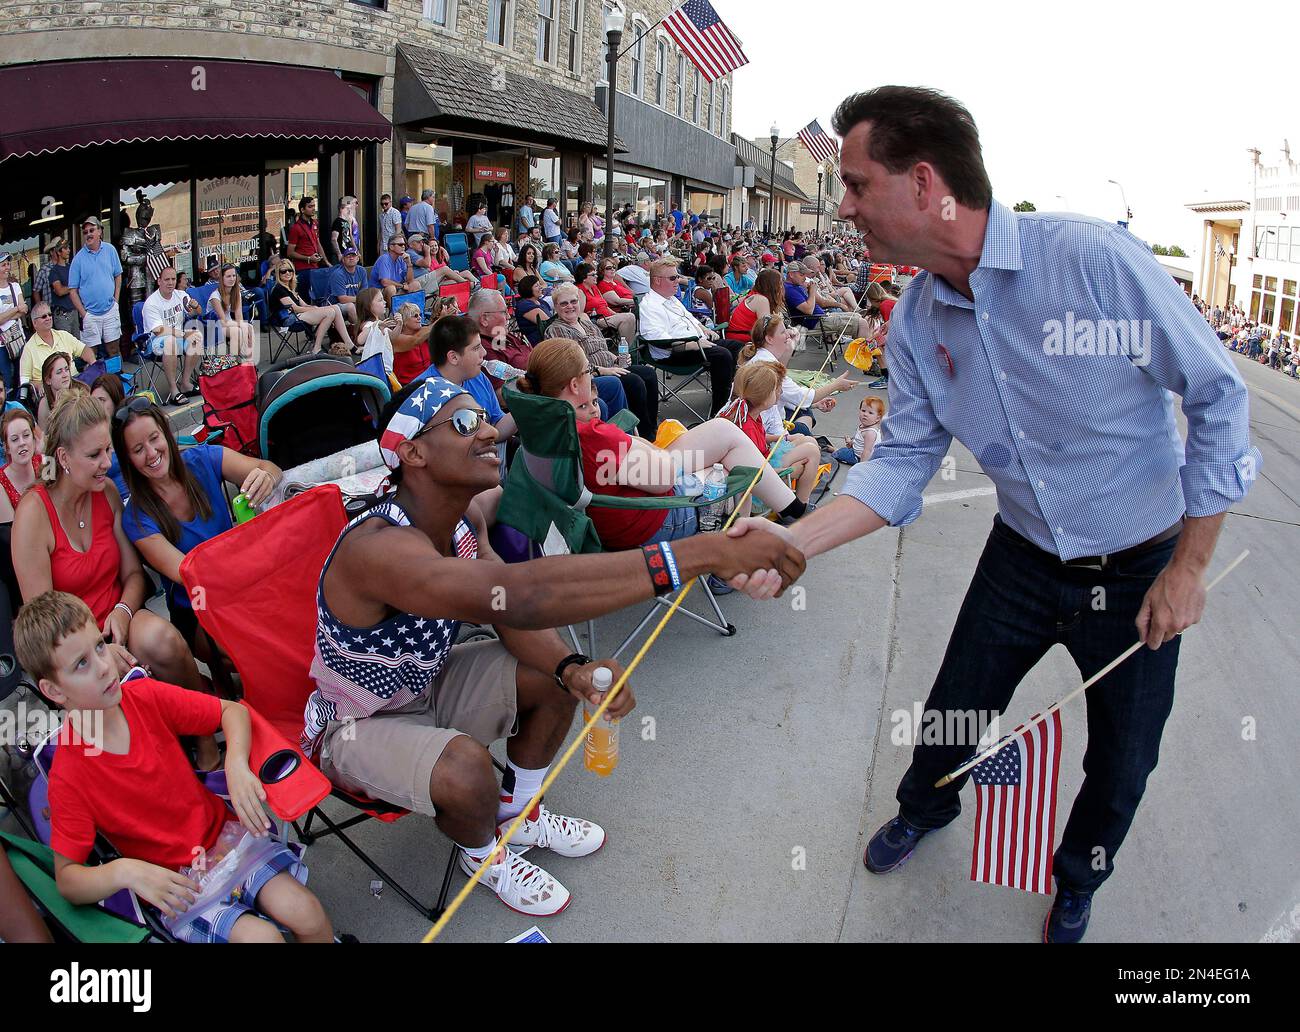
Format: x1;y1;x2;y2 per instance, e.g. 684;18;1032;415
171;843;305;944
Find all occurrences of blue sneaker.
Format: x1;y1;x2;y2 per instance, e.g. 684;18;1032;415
863;815;929;873
1043;885;1093;943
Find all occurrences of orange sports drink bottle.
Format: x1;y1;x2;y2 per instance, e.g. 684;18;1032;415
583;667;619;777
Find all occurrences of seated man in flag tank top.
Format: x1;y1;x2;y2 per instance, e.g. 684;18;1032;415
303;376;805;917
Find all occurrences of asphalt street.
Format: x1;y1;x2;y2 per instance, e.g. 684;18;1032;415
295;344;1299;943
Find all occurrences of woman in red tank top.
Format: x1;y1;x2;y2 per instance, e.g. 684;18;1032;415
0;408;42;522
12;393;214;758
725;267;785;344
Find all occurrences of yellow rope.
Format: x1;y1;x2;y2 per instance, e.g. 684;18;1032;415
423;324;854;942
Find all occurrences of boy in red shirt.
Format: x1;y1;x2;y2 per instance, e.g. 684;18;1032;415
14;591;334;944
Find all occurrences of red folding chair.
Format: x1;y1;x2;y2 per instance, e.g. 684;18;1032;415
439;279;471;315
178;485;459;919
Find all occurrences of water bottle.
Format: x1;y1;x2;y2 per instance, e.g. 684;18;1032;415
618;336;631;368
697;463;728;533
583;666;619;777
231;493;256;524
483;359;525;381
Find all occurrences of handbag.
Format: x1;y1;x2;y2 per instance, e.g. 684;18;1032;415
0;285;25;360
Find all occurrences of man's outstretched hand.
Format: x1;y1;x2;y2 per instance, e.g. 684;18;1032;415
720;518;802;599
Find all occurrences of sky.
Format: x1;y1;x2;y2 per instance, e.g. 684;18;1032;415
726;0;1294;253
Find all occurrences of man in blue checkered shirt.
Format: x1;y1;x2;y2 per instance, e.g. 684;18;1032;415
729;86;1261;943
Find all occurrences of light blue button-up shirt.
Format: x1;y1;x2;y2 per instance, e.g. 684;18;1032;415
843;201;1261;560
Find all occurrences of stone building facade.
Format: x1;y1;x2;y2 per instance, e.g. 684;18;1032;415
0;0;740;266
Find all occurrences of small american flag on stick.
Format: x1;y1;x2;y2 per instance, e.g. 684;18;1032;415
969;710;1062;894
662;0;748;83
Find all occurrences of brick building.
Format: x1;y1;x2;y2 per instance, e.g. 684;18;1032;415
0;0;741;285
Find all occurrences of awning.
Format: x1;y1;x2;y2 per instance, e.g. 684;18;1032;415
0;59;391;165
396;43;623;153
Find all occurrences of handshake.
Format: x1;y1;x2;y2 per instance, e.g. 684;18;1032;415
677;519;806;599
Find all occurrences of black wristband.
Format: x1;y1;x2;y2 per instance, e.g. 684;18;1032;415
642;543;673;596
554;652;589;690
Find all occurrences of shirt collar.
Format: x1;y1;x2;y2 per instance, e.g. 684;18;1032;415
924;199;1021;314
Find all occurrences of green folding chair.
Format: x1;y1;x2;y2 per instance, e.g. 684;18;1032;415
632;295;715;423
498;386;768;658
0;831;151;943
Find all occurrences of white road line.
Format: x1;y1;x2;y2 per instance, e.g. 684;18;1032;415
921;486;998;505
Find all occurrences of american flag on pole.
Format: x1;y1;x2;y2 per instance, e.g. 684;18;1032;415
797;119;840;166
969;711;1063;894
662;0;749;84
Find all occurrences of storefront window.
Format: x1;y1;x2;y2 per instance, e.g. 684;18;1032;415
687;189;723;223
1280;296;1295;341
288;161;318;207
405;142;455;223
592;168;668;223
529;153;561;204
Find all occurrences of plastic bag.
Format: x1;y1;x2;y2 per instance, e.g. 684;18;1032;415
163;821;285;936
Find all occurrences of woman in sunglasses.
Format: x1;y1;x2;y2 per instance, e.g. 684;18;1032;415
596;261;634;313
544;283;658;440
113;396;280;683
205;263;256;362
268;262;356;356
12;391;220;767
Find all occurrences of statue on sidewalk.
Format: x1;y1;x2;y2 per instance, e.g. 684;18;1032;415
119;189;174;307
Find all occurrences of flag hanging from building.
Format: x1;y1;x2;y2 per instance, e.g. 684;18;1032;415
798;119;840;167
969;711;1063;895
662;0;749;83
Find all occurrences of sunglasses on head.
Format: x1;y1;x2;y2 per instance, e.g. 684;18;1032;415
113;395;153;426
411;406;489;441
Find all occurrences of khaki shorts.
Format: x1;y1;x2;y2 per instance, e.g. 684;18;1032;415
818;311;859;340
318;640;519;816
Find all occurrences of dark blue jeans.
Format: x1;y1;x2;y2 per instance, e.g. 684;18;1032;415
896;516;1182;892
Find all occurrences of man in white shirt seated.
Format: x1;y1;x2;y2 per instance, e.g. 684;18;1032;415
141;266;205;405
636;257;734;416
616;251;655;298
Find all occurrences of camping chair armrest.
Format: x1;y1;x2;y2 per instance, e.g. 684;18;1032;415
240;702;331;821
609;408;639;433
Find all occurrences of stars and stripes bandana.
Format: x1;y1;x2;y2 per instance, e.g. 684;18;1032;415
377;375;467;470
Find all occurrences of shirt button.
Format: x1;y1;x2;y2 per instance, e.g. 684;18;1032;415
1037;480;1045;489
1056;527;1064;535
1017;430;1026;439
982;312;990;321
1000;371;1007;381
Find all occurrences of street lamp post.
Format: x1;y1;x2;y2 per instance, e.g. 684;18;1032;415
815;163;825;236
1107;178;1130;228
602;6;625;260
767;123;779;239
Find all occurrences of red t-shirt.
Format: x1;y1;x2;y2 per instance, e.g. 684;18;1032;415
579;282;613;319
577;417;669;549
736;412;767;454
394;342;431;385
49;678;227;869
287;220;324;272
601;277;633;302
879;297;896;323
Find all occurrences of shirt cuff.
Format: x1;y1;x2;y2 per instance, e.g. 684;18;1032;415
1179;446;1262;517
841;460;924;527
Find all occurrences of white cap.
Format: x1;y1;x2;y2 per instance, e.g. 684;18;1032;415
592;667;613;691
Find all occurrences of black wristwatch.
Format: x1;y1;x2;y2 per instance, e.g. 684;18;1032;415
554;652;590;690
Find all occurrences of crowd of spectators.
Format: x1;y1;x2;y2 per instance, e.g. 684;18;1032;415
1194;296;1300;378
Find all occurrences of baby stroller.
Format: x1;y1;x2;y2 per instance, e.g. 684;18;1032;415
257;354;392;469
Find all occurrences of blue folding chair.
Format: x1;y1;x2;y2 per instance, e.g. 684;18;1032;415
390;290;426;321
127;301;170;399
443;232;470;272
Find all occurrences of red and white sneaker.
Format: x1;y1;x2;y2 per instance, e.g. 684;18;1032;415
459;849;572;917
499;803;606;858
